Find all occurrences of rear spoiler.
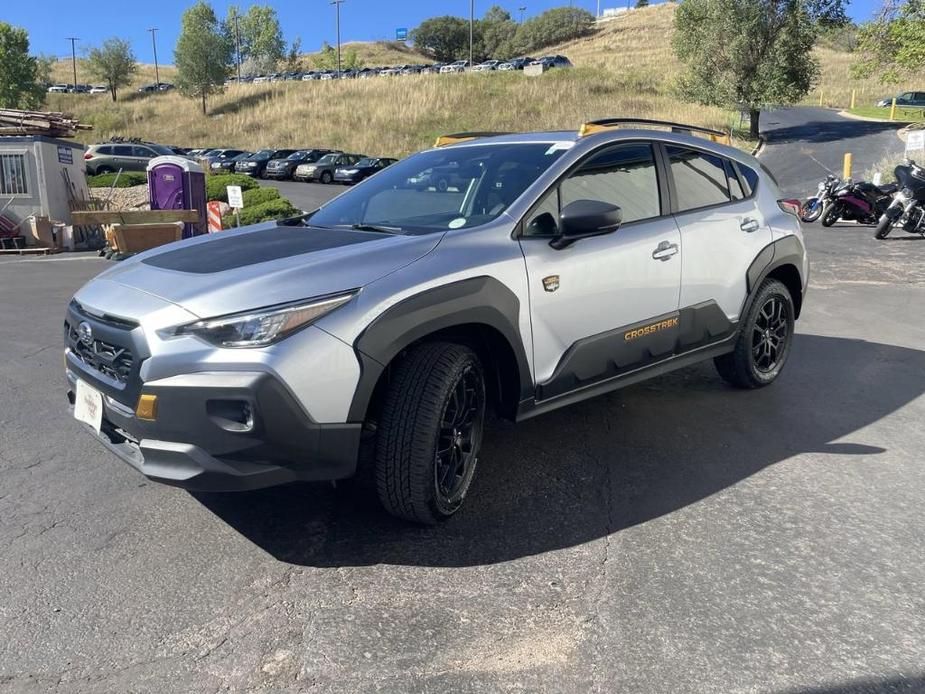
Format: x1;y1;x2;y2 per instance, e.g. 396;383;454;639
578;118;731;145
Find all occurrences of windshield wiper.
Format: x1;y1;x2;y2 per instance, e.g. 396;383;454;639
342;223;404;234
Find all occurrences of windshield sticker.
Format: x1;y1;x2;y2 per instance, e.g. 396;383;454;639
545;141;575;155
448;218;467;229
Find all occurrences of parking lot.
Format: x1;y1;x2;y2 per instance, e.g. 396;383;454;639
1;110;925;692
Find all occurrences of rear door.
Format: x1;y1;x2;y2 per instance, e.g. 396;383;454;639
519;141;682;398
664;144;772;324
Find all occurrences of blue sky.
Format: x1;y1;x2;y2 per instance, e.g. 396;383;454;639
9;0;883;65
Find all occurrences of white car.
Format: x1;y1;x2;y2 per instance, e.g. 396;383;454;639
440;60;470;74
89;86;108;95
47;84;69;93
472;60;501;72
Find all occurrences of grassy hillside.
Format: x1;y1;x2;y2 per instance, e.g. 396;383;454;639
49;61;175;89
45;3;923;157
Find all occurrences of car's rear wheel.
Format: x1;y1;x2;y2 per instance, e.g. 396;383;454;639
374;342;486;524
321;171;333;184
95;166;114;175
714;278;795;389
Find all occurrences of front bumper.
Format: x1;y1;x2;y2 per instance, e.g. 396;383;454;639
66;369;361;492
264;169;292;179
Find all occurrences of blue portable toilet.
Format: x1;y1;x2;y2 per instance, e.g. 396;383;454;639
147;156;207;238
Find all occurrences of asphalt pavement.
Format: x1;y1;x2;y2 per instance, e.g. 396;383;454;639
1;109;924;693
262;179;342;213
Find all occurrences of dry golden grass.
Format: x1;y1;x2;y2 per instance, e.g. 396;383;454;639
303;40;429;68
46;3;922;156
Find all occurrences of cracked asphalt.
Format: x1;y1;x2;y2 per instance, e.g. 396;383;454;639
1;109;924;693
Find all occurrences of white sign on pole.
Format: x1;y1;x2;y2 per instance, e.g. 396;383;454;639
906;130;925;154
226;185;244;209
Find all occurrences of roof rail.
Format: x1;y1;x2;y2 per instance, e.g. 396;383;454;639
578;118;731;145
434;131;512;148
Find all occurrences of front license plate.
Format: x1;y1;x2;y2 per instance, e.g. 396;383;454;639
74;379;104;434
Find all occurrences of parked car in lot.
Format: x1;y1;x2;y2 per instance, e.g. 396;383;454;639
265;149;337;180
498;57;535;71
876;91;925;108
89;85;108;95
47;84;69;93
334;157;398;184
235;149;298;178
472;60;502;72
138;82;174;93
530;55;573;70
295;152;364;183
210;151;253;173
421;63;445;75
84;141;175;175
64;120;807;524
204;149;249;168
440;60;470;74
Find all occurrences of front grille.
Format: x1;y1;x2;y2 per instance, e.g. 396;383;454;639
65;321;135;385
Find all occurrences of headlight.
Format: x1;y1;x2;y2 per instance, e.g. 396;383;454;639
171;292;357;348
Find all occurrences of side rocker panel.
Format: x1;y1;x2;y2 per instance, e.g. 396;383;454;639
347;276;532;422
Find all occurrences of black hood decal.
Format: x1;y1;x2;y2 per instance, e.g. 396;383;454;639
142;226;382;274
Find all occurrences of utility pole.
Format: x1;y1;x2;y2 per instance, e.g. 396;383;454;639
518;5;526;23
148;28;160;87
469;0;474;69
331;0;344;77
233;10;242;81
65;37;79;91
597;0;601;17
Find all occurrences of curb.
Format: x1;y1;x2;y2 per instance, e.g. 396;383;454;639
837;109;920;125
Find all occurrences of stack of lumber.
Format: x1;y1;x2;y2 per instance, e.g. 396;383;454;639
0;109;92;138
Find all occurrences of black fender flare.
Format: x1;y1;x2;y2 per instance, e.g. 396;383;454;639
346;276;533;422
743;235;806;319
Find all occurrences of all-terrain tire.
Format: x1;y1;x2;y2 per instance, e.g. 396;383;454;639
714;278;795;389
874;213;894;239
374;342;486;524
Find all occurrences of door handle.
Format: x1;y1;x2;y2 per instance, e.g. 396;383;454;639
740;218;761;233
651;241;679;261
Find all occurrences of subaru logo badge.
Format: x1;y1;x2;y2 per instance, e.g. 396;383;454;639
77;321;93;347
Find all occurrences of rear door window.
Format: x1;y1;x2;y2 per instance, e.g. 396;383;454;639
132;146;155;158
113;146;134;157
666;146;730;211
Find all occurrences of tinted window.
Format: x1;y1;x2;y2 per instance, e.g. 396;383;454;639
667;146;730;211
132;146;155;158
725;160;746;200
113;146;134;157
560;143;661;224
95;146;113;155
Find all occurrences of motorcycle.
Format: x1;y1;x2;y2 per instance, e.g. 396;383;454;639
820;177;897;227
801;174;839;223
874;159;925;239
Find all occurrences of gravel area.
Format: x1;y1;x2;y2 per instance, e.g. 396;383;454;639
88;184;150;210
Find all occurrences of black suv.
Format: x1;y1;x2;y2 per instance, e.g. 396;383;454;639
265;149;337;180
235;149;297;179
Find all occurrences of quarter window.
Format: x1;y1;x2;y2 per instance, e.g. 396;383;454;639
726;160;746;200
666;146;730;211
0;154;28;195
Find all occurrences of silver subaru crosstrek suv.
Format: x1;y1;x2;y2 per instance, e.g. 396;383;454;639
65;119;808;524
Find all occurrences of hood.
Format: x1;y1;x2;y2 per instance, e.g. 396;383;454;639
95;224;443;319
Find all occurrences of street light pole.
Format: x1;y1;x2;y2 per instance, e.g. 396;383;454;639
331;0;344;77
518;6;526;23
469;0;474;69
148;28;160;87
233;10;242;81
66;37;79;91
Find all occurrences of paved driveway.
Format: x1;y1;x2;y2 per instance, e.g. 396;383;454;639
1;110;924;693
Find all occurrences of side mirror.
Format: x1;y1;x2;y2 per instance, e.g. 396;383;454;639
550;199;623;250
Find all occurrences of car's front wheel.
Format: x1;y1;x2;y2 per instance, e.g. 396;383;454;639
714;278;795;389
374;342;486;524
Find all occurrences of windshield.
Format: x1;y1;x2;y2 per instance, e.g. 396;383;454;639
317;154;338;165
288;151;310;160
232;152;251;161
355;158;376;167
150;144;175;155
310;142;568;235
250;150;273;160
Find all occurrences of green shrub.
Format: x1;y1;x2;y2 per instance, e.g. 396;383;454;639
221;198;300;228
86;172;148;188
206;174;258;202
242;187;281;207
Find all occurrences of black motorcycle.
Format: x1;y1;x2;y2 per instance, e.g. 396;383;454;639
874;159;925;239
820;178;897;227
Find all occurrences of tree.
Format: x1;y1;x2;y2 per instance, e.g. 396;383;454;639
313;42;362;71
0;22;44;110
285;38;303;72
231;4;285;66
85;38;137;102
479;6;518;59
411;16;473;62
673;0;819;138
175;1;232;114
510;7;596;55
853;0;925;83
